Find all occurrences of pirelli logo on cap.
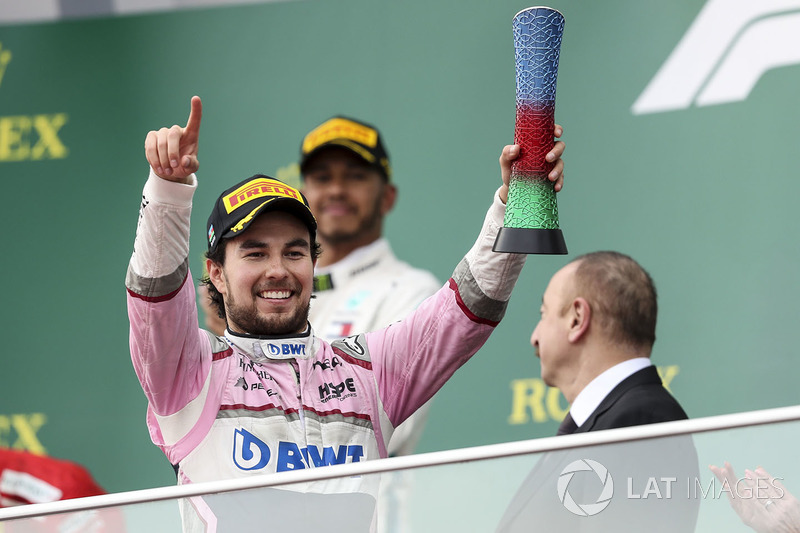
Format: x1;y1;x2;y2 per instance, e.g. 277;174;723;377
303;118;378;154
223;178;302;214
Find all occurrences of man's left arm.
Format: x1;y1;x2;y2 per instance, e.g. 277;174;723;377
368;134;566;428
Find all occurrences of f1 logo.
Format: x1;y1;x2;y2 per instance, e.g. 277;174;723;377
632;0;800;114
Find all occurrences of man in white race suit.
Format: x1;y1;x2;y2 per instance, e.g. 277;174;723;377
298;117;440;531
299;116;438;454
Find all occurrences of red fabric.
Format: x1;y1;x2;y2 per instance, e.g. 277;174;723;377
0;448;106;506
0;448;126;532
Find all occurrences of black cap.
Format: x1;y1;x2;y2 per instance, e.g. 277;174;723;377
207;175;317;253
300;116;391;181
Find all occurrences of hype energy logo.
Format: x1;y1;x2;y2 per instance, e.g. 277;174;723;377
558;459;614;516
632;0;800;114
232;428;364;472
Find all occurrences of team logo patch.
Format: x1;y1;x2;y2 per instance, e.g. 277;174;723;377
312;357;342;371
318;378;357;403
340;335;366;357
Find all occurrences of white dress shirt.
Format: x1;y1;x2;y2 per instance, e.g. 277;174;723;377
569;357;653;427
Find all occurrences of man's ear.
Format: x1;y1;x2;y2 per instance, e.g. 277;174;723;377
381;183;398;216
206;258;227;297
568;297;591;343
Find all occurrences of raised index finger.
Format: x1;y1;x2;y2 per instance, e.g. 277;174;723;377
184;95;203;140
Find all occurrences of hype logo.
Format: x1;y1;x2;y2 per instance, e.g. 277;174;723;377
632;0;800;114
232;428;270;470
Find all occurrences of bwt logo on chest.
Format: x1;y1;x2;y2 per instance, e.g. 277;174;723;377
266;343;306;356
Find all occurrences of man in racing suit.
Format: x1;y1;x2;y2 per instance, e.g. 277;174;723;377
126;96;565;531
298;117;442;532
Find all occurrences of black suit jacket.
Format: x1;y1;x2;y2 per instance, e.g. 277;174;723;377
496;366;699;532
574;365;689;433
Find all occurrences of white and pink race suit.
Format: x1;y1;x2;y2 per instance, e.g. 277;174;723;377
126;171;526;531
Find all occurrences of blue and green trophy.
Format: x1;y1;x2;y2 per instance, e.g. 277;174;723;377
493;6;567;254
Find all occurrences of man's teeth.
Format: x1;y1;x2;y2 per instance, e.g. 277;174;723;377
260;291;291;299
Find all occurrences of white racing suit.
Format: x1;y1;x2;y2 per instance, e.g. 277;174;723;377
126;171;525;532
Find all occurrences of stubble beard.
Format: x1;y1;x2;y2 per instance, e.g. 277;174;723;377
225;291;311;336
319;195;383;246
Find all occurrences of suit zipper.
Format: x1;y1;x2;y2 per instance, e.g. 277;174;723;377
290;360;304;428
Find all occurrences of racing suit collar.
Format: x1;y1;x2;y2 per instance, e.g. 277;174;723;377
314;238;392;279
224;325;317;362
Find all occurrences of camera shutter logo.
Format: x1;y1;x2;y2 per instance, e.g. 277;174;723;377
557;459;614;516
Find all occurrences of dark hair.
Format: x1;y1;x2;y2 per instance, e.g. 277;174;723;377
200;232;322;321
572;251;658;350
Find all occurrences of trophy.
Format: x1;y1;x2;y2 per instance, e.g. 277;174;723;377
493;6;567;254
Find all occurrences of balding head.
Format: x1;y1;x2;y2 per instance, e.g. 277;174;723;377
570;251;658;352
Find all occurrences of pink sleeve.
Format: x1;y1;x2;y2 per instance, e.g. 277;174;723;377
126;171;213;417
369;191;526;426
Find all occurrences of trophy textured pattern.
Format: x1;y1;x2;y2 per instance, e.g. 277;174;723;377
505;7;564;230
505;175;560;229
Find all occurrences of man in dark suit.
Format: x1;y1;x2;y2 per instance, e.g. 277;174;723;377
496;251;699;532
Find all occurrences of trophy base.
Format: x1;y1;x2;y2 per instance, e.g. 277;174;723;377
492;227;568;255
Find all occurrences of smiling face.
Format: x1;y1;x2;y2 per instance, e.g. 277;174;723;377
301;147;395;250
207;210;315;336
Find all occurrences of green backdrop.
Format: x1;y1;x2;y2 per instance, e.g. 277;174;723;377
1;0;798;493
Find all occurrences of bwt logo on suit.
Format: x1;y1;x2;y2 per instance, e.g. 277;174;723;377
558;459;785;517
